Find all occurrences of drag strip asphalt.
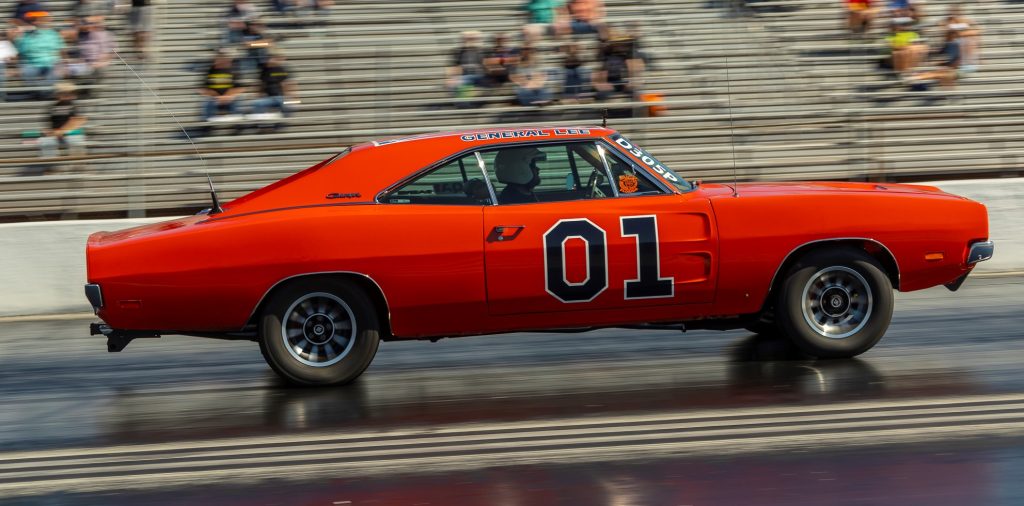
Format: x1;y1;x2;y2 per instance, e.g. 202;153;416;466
0;276;1023;503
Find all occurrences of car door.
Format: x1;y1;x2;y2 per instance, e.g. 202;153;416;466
480;141;717;316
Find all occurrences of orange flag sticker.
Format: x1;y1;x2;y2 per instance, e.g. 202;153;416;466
619;174;639;194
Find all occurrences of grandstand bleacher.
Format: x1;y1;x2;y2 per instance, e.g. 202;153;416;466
1;0;1022;221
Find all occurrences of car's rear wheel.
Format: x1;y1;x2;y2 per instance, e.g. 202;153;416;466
775;247;893;358
259;279;380;386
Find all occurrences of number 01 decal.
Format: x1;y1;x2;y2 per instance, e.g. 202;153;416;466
543;216;674;303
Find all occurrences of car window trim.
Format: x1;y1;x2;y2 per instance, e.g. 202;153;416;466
596;140;673;196
478;140;617;206
474;151;499;206
376;139;634;205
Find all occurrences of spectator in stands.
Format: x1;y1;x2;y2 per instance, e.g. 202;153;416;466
10;0;45;27
483;33;518;88
884;18;926;73
12;11;64;99
73;0;111;20
943;5;980;73
522;0;565;38
240;19;274;77
888;0;921;23
250;50;296;121
0;32;16;102
561;42;587;101
910;27;963;90
229;0;260;19
38;81;87;166
446;30;486;101
226;0;261;44
845;0;875;36
593;30;643;100
199;49;245;122
511;46;552;106
625;20;653;70
128;0;152;60
561;0;606;38
66;15;115;93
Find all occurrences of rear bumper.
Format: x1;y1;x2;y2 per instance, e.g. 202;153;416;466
84;284;103;314
967;240;995;265
945;241;995;292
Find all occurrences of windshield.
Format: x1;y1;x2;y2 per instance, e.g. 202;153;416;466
608;134;693;192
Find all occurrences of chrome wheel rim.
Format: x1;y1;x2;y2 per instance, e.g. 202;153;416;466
281;292;357;367
801;266;873;339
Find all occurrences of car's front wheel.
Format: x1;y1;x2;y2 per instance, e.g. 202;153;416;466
775;247;894;358
259;279;380;386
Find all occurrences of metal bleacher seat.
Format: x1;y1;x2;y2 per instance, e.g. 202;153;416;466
0;0;1022;220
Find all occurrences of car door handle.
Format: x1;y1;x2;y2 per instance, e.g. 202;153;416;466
490;225;526;242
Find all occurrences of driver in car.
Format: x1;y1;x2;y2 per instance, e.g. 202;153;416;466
495;147;545;204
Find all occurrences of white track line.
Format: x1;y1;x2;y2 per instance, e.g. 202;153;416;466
5;392;1024;463
3;399;1024;473
2;421;1022;497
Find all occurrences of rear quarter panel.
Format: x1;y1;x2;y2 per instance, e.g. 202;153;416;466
89;204;486;333
710;191;988;316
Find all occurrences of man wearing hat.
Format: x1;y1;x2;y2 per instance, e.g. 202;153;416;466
10;0;45;26
38;82;87;169
12;10;64;97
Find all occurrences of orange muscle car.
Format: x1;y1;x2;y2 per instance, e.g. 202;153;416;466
85;127;993;385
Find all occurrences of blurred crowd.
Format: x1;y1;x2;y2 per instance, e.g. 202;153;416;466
848;1;981;91
446;0;656;109
3;0;989;175
3;1;316;173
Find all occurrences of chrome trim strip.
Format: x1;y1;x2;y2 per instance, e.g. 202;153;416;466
766;238;901;295
967;240;994;264
84;283;104;313
244;271;393;333
474;151;499;206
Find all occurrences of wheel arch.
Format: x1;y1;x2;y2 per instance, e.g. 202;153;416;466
246;272;393;338
765;238;900;310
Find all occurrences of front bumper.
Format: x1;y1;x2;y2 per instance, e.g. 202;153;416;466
84;283;103;314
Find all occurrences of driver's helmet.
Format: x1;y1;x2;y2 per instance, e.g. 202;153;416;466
495;147;545;185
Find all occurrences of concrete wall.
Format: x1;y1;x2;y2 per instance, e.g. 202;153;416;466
0;179;1020;317
0;218;168;317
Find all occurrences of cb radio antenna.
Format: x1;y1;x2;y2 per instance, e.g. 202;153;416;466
601;108;608;128
724;4;740;197
110;49;222;213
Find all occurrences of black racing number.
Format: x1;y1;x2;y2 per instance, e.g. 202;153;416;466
543;216;674;303
621;216;674;299
543;219;608;303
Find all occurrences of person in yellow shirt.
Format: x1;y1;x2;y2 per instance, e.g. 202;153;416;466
885;18;926;72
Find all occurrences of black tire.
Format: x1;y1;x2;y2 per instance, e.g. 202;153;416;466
259;279;380;386
775;247;893;358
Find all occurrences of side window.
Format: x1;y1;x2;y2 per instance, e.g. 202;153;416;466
483;142;614;205
599;144;667;196
383;154;492;205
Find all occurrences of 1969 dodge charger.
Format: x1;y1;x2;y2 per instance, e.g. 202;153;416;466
85;127;993;385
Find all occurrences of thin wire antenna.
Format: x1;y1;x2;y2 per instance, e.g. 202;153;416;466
110;49;208;172
724;4;740;198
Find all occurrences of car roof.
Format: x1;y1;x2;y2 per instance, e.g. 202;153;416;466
354;126;618;153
